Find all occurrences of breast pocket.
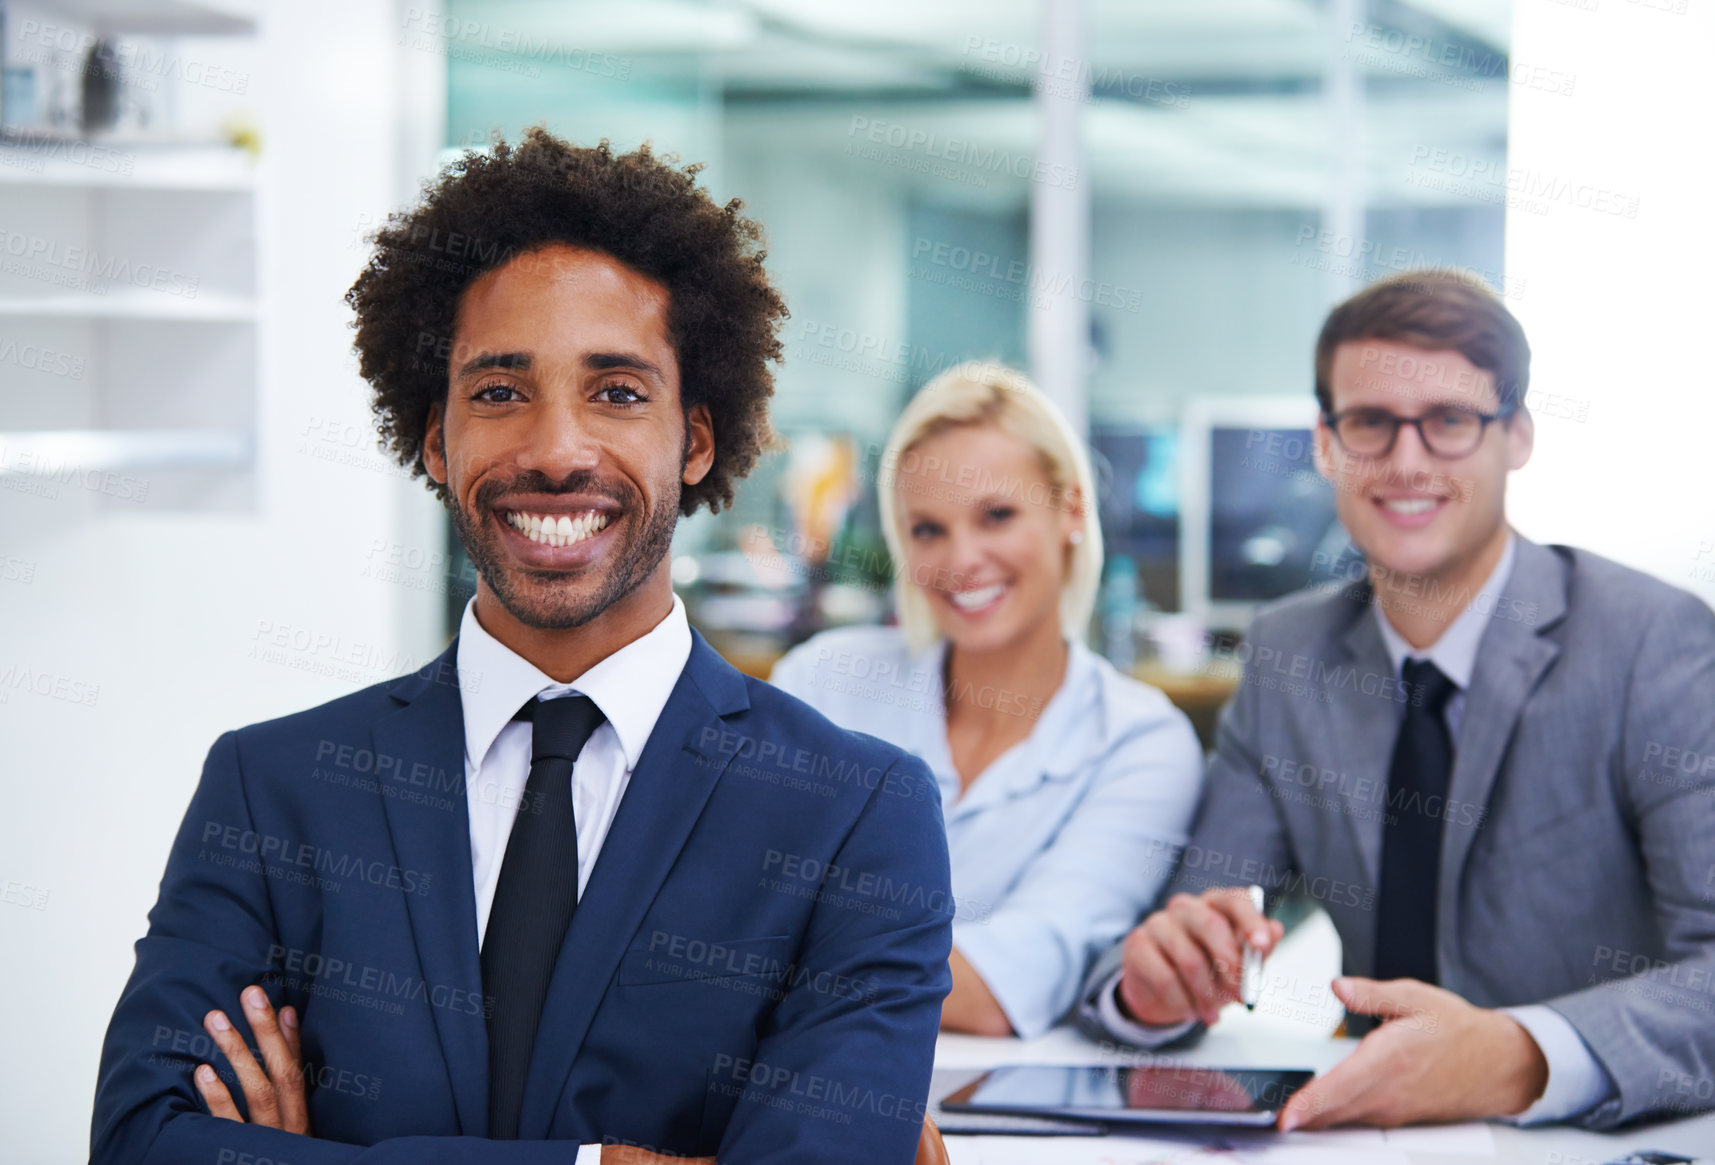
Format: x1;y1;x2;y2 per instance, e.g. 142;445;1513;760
617;933;796;988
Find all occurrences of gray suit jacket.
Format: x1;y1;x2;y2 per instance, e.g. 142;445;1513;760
1077;537;1715;1129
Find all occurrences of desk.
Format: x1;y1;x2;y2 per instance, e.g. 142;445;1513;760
939;1029;1715;1165
931;911;1714;1162
932;1026;1715;1163
1130;661;1241;753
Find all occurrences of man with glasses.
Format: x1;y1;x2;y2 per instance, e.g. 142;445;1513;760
1078;270;1715;1130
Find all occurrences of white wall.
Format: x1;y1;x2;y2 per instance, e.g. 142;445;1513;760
0;3;447;1159
1505;0;1715;606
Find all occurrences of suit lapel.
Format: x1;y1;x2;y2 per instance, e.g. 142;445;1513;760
1437;539;1567;949
371;639;490;1137
1328;602;1403;892
518;630;750;1139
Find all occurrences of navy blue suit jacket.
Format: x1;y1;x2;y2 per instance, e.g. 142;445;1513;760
91;630;953;1163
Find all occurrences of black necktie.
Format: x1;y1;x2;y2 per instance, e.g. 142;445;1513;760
481;693;606;1140
1374;659;1457;985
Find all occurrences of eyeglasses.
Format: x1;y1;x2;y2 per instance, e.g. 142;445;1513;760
1322;404;1514;460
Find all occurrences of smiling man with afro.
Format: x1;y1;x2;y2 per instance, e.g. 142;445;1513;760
348;126;788;515
86;123;954;1165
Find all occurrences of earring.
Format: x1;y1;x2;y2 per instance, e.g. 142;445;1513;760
1069;530;1085;545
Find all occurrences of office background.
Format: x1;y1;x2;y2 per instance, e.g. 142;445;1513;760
1;1;1710;1160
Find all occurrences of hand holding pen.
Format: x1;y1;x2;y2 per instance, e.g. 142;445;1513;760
1117;883;1284;1029
1241;884;1267;1010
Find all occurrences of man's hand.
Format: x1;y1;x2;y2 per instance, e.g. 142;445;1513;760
195;985;312;1136
600;1148;715;1164
1277;976;1549;1130
1117;887;1285;1027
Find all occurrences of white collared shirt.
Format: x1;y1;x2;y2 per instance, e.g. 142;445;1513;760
455;591;692;948
1370;531;1518;741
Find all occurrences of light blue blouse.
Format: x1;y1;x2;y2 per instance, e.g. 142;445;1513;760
769;626;1205;1037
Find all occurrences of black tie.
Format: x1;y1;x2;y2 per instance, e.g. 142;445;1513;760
481;693;606;1140
1374;659;1457;985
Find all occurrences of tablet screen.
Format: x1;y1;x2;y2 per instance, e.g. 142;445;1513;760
941;1065;1315;1126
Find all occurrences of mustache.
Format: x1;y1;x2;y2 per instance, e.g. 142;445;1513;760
474;469;632;510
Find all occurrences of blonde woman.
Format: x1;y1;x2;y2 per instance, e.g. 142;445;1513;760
770;361;1203;1038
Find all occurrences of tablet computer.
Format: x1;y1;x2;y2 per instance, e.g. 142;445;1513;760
939;1064;1315;1128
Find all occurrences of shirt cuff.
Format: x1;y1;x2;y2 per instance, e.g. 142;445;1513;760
1501;1005;1615;1125
1094;969;1198;1048
576;1144;602;1163
954;923;1068;1040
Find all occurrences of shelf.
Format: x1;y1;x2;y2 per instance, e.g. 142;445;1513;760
0;429;252;475
39;0;257;36
0;291;256;322
0;143;256;191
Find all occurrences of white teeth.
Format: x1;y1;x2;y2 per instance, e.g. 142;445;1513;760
949;583;1006;610
505;509;610;547
1382;497;1437;515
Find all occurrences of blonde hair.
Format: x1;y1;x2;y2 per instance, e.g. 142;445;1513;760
876;360;1103;653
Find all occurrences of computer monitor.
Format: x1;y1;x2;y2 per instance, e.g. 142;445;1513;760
1178;397;1347;630
1089;424;1180;611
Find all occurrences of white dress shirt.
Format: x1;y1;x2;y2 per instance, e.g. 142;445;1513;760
1102;534;1611;1124
455;590;692;1161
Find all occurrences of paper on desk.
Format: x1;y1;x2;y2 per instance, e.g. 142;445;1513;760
1381;1122;1496;1155
956;1135;1410;1165
1286;1122;1496;1156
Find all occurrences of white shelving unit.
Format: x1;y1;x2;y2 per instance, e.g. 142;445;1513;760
0;142;257;191
0;289;257;320
0;0;259;510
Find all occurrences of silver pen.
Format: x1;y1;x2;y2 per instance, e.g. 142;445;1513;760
1241;884;1266;1010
